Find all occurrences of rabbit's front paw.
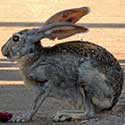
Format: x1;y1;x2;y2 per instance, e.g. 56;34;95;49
13;112;32;123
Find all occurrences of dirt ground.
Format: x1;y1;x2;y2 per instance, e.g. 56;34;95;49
0;0;125;124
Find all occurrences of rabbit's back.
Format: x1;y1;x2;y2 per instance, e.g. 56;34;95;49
25;40;123;108
43;40;123;106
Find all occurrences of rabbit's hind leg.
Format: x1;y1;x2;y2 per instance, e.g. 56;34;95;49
78;61;113;111
53;88;96;122
92;95;113;110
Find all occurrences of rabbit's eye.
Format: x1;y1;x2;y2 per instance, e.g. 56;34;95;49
12;35;20;42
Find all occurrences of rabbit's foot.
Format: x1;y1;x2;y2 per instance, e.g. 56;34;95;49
53;110;94;122
13;112;32;123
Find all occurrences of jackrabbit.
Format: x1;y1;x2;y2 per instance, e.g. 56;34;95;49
1;7;123;122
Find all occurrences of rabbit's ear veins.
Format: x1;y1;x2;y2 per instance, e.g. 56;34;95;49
43;7;90;27
42;22;88;40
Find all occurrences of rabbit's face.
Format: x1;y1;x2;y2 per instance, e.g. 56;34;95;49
1;29;41;60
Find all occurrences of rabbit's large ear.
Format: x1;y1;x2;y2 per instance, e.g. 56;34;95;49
42;7;90;28
39;22;88;40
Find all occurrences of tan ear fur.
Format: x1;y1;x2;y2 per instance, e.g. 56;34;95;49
43;7;90;27
40;22;88;40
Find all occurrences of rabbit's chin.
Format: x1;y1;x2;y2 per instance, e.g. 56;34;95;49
9;54;24;60
5;56;19;61
7;53;35;62
6;56;25;63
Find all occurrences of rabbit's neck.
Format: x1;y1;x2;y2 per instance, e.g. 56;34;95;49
18;43;42;70
18;53;41;72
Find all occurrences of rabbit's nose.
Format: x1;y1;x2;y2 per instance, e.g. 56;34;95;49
1;44;9;57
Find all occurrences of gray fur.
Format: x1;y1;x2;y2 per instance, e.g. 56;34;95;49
1;7;123;122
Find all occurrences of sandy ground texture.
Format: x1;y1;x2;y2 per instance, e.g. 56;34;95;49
0;0;125;125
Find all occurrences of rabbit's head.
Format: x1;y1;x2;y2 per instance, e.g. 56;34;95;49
2;7;90;60
1;28;42;60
